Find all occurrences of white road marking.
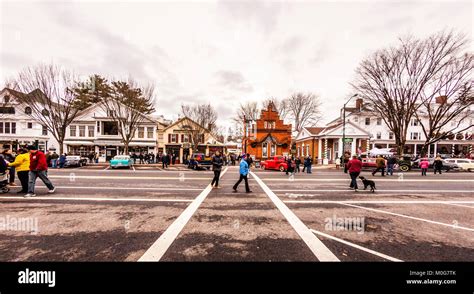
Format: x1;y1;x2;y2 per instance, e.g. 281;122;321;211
443;203;474;209
0;196;192;203
250;171;339;262
132;166;136;171
48;175;209;180
103;166;110;170
338;203;474;232
139;167;228;262
30;186;203;191
284;200;474;204
275;189;474;193
309;229;402;262
261;178;474;182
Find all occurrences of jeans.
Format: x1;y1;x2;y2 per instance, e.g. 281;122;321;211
306;165;312;174
211;170;221;187
421;168;427;176
349;171;360;189
51;159;58;168
387;164;394;176
28;171;54;194
233;174;250;192
9;166;15;184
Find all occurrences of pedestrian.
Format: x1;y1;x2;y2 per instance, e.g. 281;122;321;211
387;156;397;176
233;154;252;193
335;157;341;170
139;153;144;164
94;152;99;164
59;153;66;168
343;152;350;173
245;153;253;168
7;148;30;194
434;156;443;175
25;145;55;197
420;158;429;176
286;156;292;175
347;155;362;192
305;156;313;174
2;149;16;186
295;157;301;173
50;152;59;168
162;153;167;169
372;155;386;176
211;151;224;188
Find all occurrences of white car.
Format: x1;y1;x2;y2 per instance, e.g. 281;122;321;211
444;159;474;172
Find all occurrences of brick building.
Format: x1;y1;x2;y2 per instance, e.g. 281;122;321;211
243;102;292;160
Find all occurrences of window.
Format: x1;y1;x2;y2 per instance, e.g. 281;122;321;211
264;121;268;129
270;143;276;156
79;126;86;137
306;145;310;157
107;110;116;117
103;121;118;135
147;127;154;138
365;118;370;125
96;121;101;133
42;125;47;136
138;127;145;138
27;122;33;129
88;126;94;137
4;95;10;103
171;134;178;143
0;122;2;133
389;132;394;140
411;119;419;126
12;122;16;134
377;118;382;125
410;132;421;140
376;132;381;139
262;142;268;158
70;126;76;137
41;109;49;116
182;134;190;143
353;116;359;123
0;107;15;114
0;122;16;134
25;107;32;115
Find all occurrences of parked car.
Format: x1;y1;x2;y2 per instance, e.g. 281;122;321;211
412;158;459;172
260;156;288;172
64;155;88;167
188;153;212;170
444;158;474;172
110;155;133;169
361;158;377;169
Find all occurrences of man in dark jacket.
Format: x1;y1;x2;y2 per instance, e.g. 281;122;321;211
347;155;362;191
211;151;224;188
434;156;443;174
25;145;55;197
245;153;253;168
386;156;397;176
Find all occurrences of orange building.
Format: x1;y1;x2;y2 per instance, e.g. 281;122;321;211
243;102;292;160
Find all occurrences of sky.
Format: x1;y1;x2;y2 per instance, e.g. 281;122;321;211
0;0;472;130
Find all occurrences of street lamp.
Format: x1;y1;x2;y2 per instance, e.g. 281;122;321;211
342;94;358;155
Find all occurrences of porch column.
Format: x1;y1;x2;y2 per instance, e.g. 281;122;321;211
386;143;389;148
179;147;184;164
323;138;328;165
433;143;437;156
318;138;322;164
452;144;455;157
351;139;356;156
414;143;417;156
338;137;343;158
427;144;431;157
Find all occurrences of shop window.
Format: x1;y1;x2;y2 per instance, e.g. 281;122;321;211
262;142;268;158
270;143;276;156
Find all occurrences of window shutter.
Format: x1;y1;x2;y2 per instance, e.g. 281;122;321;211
168;134;171;142
181;134;184;142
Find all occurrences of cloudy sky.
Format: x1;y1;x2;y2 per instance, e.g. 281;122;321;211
0;0;472;129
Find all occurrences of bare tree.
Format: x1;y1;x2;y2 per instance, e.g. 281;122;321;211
12;63;84;154
352;30;472;156
101;79;156;154
286;92;322;132
180;103;218;151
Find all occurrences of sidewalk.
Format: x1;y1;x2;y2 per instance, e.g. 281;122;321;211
80;163;191;171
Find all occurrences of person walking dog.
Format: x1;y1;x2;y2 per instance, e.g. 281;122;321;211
347;155;362;192
233;154;252;193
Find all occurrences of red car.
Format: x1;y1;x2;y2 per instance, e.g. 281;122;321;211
361;157;377;169
260;156;288;172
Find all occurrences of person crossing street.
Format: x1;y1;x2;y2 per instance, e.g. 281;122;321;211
233;154;252;193
24;145;56;198
211;151;224;188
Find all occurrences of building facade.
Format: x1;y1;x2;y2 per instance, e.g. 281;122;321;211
243;102;292;160
296;98;473;164
0;88;55;151
63;103;158;161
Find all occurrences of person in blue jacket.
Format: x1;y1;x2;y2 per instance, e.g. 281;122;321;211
232;154;252;193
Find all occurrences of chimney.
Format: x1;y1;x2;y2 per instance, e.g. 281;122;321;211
435;96;447;104
355;98;363;111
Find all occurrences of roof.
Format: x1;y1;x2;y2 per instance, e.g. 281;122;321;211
305;127;325;136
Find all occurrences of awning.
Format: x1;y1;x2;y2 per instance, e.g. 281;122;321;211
64;141;95;146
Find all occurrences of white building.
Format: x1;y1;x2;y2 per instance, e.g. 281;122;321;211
63;103;158;162
0;88;57;151
296;97;474;164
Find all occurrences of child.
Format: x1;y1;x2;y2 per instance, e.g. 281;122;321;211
420;158;430;176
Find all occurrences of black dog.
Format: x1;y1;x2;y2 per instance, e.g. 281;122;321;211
359;176;376;192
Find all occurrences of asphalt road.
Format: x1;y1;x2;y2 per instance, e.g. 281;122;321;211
0;166;473;261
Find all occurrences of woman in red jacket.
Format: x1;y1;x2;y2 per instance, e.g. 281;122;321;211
346;155;362;192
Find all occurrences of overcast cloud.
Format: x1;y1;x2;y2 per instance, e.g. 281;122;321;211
0;0;472;129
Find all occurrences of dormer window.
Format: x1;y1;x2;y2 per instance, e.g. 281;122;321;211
4;95;10;103
25;107;32;115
